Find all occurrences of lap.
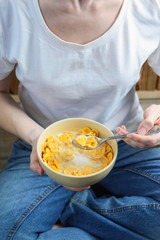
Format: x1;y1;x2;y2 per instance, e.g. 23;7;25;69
0;140;75;240
1;140;160;239
99;141;160;201
61;141;160;240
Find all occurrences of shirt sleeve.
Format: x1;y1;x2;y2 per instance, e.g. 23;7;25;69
147;39;160;76
0;37;15;80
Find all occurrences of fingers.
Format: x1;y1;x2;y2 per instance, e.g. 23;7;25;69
30;147;44;175
137;105;160;135
30;158;44;175
116;126;137;147
115;125;160;148
127;132;160;148
115;105;160;148
115;125;128;135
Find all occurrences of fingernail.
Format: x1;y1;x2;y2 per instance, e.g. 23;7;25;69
138;127;147;135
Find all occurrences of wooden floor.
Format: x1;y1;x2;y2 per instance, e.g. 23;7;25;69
1;95;160;172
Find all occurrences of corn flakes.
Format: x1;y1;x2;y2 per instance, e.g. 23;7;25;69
41;127;113;176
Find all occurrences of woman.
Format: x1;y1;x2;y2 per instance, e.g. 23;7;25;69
0;0;160;239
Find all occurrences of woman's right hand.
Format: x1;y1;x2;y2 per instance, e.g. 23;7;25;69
30;138;91;190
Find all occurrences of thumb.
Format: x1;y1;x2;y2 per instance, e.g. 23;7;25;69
137;106;159;135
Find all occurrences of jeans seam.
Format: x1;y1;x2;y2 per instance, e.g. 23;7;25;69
119;167;160;184
6;184;60;240
72;196;160;214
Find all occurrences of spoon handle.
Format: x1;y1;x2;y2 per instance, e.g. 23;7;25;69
101;133;129;143
101;128;160;144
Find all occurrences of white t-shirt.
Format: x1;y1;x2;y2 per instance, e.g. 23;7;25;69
0;0;160;132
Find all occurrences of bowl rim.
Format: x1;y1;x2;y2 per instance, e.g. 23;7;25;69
37;118;118;179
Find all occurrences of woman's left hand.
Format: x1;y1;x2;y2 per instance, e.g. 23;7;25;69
115;104;160;148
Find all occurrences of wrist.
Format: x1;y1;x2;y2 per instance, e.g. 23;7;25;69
29;125;44;146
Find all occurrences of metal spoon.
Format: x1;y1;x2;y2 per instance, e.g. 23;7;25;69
72;128;160;150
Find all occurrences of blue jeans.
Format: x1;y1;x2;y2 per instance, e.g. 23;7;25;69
0;139;160;240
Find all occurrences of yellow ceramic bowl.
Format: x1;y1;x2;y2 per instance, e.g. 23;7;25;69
37;118;118;188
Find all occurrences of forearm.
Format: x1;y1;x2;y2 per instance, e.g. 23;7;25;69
0;92;44;146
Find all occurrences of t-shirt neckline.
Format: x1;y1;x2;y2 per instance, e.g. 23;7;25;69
32;0;128;50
